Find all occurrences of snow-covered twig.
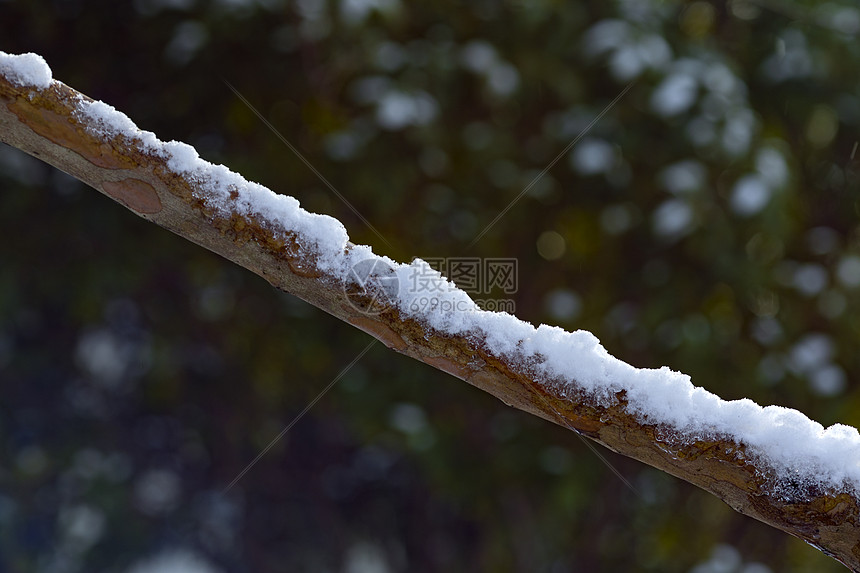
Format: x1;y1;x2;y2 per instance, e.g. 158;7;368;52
2;51;859;571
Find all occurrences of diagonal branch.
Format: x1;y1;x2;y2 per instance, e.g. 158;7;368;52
1;53;859;570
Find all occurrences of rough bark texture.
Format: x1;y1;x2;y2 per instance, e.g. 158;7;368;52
2;74;859;570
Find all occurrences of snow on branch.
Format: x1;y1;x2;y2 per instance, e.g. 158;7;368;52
2;51;859;571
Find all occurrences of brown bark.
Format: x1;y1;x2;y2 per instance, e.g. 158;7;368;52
1;73;859;570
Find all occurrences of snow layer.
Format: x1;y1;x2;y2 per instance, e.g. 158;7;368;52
0;52;53;89
75;99;350;268
3;52;860;496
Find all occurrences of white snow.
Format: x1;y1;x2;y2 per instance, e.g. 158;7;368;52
487;63;520;96
545;289;582;321
460;40;520;97
810;365;846;397
762;30;813;82
569;138;615;175
389;403;429;435
583;20;631;57
792;264;828;296
5;51;860;498
375;90;438;130
583;20;672;81
0;51;53;89
658;160;706;194
74;97;350;269
722;108;755;156
790;334;834;374
755;147;788;188
461;40;498;72
127;549;222;573
651;73;698;117
600;203;638;235
837;255;860;288
340;0;400;26
652;199;694;237
134;468;181;515
730;174;771;216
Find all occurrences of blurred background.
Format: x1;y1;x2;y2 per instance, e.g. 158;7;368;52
1;0;860;571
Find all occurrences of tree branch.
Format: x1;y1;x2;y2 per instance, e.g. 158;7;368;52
2;60;859;570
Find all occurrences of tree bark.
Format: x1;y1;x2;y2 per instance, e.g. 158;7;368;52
2;72;859;570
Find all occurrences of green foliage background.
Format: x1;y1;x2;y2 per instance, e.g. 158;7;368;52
1;0;859;571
